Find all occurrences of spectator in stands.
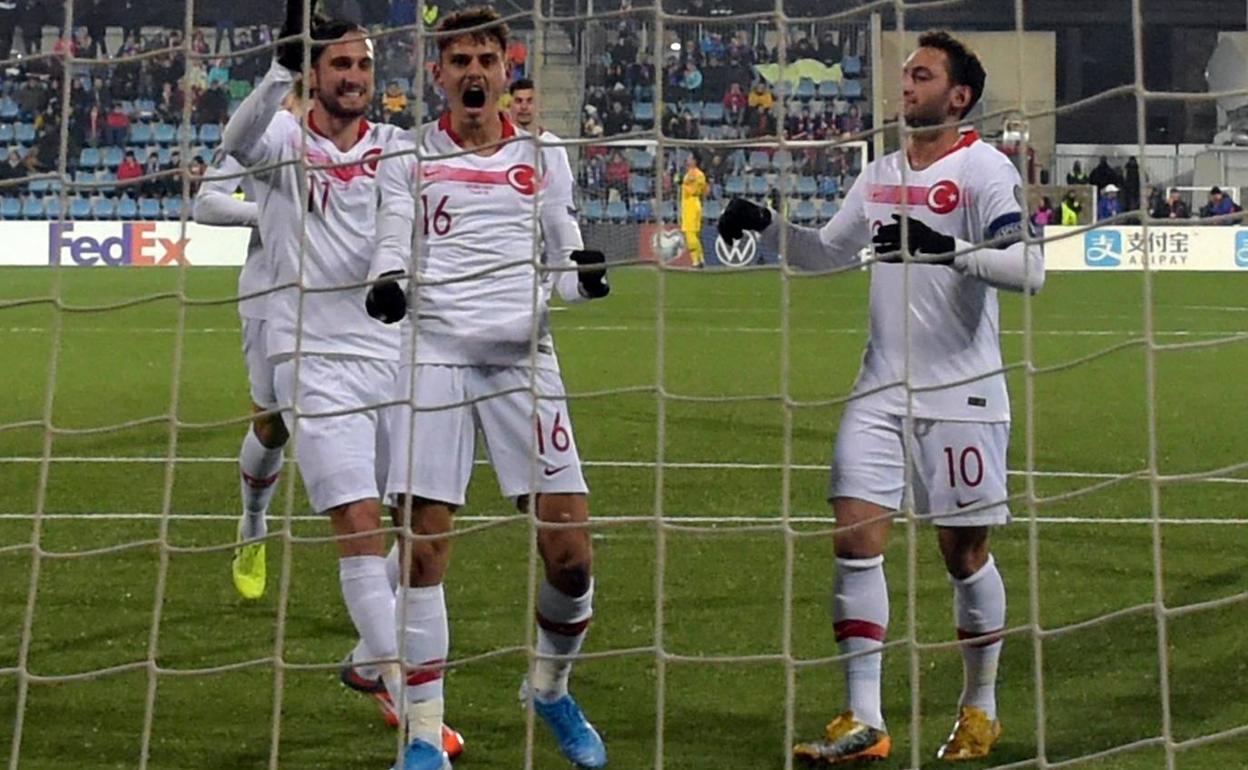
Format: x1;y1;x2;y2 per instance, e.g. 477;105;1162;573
583;153;605;198
1088;155;1120;191
161;149;182;197
1060;189;1082;225
0;0;14;61
507;36;527;80
188;155;207;196
603;99;633;137
80;0;108;57
605;150;630;199
1097;184;1120;221
1066;161;1088;186
1200;186;1240;223
582;107;604;139
17;0;41;56
682;60;703;98
1122;156;1141;211
1159;189;1189;219
94;101;126;147
727;31;751;65
207;59;231;88
747;79;774;115
838;103;864;135
700;32;724;63
1031;196;1055;229
117;150;143;194
141;150;164;198
16;75;47;119
158;81;184;123
191;28;210;56
793;35;816;60
0;150;23;190
196;82;229;126
818;30;842;65
723;81;747;127
382;81;409;126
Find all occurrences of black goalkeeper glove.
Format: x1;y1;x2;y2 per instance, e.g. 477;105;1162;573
717;198;772;245
276;0;314;72
365;270;407;324
571;249;610;299
871;214;956;265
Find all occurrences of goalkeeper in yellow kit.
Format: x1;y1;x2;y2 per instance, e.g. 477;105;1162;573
680;153;709;267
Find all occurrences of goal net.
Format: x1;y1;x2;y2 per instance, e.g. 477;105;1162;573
3;1;1248;769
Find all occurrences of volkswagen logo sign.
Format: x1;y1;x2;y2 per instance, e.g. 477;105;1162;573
715;231;758;267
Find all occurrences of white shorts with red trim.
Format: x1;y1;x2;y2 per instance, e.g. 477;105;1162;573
829;404;1011;527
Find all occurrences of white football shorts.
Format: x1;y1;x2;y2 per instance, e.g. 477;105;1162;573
273;355;396;513
386;365;588;507
241;317;277;409
829;404;1011;527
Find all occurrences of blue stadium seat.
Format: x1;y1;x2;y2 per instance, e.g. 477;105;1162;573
15;122;35;144
660;200;676;222
583;199;604;222
0;100;17;120
629;149;652;172
819;200;839;218
747;175;769;197
818;81;839;99
130;123;152;144
70;197;91;220
795;78;816;101
772;149;794;172
153;123;176;145
796;176;818;198
632;200;653;222
198;124;222;145
841;80;863;100
21;197;45;219
135;99;157;116
634;102;654;126
164;196;184;219
43;196;62;218
116;196;138;220
158;147;172;164
79;147;101;169
92;197;117;219
747;149;770;170
628;175;652;196
0;124;13;144
606;200;628;223
702;199;722;222
819;176;840;198
103;146;124;169
842;55;862;78
701;102;724;124
724;175;746;197
795;199;817;223
139;197;161;219
1;197;21;219
96;171;117;197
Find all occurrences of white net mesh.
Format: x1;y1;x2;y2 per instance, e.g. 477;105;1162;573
4;0;1248;768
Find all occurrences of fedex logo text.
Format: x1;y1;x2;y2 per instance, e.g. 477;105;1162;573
48;223;190;266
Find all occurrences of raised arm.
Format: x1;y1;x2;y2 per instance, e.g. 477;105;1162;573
221;61;294;170
193;155;258;226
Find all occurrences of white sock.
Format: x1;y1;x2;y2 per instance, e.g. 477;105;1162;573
833;555;889;731
952;555;1005;720
532;579;593;703
348;543;401;681
398;583;448;746
238;428;283;540
339;556;400;701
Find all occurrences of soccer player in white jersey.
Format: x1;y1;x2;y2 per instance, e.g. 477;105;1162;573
719;31;1044;764
194;89;304;602
366;7;610;769
219;2;465;765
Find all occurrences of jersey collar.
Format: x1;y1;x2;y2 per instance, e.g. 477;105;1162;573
438;110;517;148
307;111;371;147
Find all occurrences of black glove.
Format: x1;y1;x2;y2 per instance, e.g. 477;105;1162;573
871;214;956;265
570;249;609;299
717;198;771;245
365;270;407;324
276;0;312;72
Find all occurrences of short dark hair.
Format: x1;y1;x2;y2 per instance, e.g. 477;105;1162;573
917;30;985;119
509;78;534;95
309;17;369;66
435;6;509;56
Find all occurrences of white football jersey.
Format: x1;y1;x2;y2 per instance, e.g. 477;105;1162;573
374;114;586;371
195;154;267;320
773;131;1039;422
225;64;406;361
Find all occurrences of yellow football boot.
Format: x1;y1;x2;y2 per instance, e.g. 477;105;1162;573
794;711;891;764
937;706;1002;761
231;522;266;600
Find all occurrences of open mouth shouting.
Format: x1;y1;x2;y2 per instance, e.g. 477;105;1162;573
463;84;487;110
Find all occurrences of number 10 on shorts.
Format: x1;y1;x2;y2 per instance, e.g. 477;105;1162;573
943;446;984;489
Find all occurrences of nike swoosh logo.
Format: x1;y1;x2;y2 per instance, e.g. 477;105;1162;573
955;499;981;509
543;465;570;477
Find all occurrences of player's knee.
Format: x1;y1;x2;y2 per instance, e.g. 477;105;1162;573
539;531;593;589
938;530;990;579
252;410;289;449
833;528;887;560
549;561;592;597
328;500;385;556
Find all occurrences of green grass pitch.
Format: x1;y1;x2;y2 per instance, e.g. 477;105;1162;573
1;265;1246;769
